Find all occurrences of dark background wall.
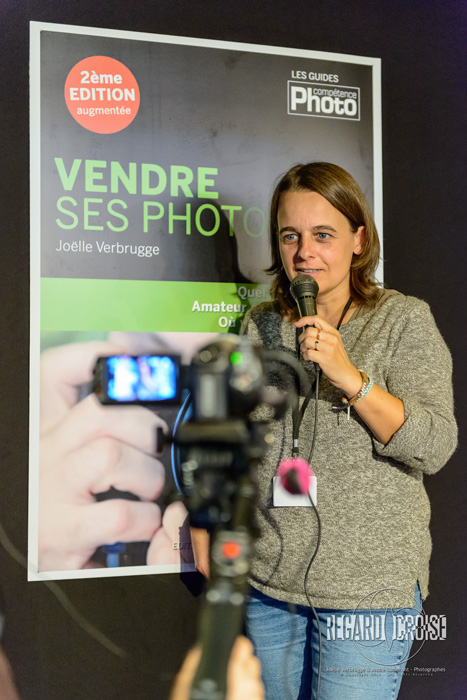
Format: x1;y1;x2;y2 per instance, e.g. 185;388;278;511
0;1;465;699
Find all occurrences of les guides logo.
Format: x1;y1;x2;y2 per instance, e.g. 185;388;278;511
288;72;360;121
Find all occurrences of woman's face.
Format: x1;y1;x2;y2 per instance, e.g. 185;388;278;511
277;190;364;302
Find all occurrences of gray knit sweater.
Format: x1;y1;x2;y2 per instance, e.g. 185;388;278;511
240;291;457;609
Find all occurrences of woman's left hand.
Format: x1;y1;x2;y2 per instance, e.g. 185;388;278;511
295;315;361;397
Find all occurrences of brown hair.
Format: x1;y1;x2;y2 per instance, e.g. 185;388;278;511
267;162;381;319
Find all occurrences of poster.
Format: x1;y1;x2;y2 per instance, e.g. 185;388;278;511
29;21;381;580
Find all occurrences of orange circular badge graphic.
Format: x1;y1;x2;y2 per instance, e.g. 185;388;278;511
64;56;140;134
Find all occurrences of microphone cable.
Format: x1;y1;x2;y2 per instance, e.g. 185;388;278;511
291;295;352;698
292;329;323;700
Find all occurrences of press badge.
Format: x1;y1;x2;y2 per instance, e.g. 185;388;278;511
272;476;317;507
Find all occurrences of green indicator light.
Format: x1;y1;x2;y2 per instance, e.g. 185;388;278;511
230;352;243;365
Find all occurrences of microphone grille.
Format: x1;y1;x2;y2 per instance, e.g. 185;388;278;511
290;273;319;303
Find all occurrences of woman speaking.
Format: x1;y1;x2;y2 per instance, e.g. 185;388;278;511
239;162;457;700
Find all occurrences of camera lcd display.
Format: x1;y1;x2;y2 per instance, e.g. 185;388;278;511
105;355;180;403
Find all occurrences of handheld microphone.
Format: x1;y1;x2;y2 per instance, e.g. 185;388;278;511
290;274;319;321
278;457;314;495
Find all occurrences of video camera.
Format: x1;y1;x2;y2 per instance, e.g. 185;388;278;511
93;334;303;700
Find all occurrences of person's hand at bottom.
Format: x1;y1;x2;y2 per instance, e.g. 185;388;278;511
170;636;264;700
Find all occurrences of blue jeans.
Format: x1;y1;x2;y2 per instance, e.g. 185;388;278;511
246;585;422;700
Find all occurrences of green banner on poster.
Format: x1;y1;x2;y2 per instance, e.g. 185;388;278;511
40;278;270;332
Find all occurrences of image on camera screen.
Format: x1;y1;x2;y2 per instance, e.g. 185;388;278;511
107;355;178;402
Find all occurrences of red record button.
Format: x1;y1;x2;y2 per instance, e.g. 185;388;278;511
221;541;242;559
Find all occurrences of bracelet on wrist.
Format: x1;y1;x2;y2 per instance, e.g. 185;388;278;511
342;370;374;407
